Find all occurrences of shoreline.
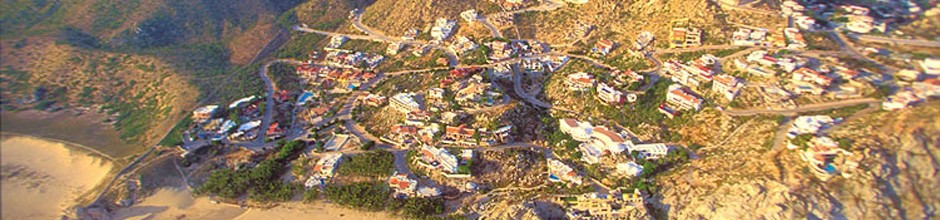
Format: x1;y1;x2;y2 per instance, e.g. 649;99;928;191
0;132;117;161
0;109;143;159
0;135;116;219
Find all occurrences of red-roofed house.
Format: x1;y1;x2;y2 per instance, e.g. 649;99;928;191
665;84;703;111
712;74;744;101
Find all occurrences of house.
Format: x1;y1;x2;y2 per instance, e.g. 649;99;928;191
387;42;403;55
921;58;940;76
383;125;419;148
418;145;459;174
542;55;569;72
547;158;582;185
328;36;347;48
402;29;419;41
665;84;703;111
663;55;718;87
390;93;422;113
192;105;219;123
616;162;643;177
711;74;744;101
521;58;545;73
798;136;849;179
417;186;442;198
793;67;832;84
361;93;387;107
630;143;669;159
913;78;940;98
747;66;774;77
634;31;654;50
493;125;513;143
388;172;418;197
590;126;629;154
592;39;617;55
669;27;702;48
486;41;513;60
452;36;479;55
491;64;513;79
431;18;457;41
559;118;593;142
566;72;595;91
612;70;644;85
882;90;923;110
405;110;433;127
579;143;605;164
427;88;445;100
596;83;625;104
788;115;835;138
444;125;478;147
228;96;257;109
314;153;344;178
460;9;478;22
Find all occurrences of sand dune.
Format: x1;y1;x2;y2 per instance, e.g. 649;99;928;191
0;135;114;220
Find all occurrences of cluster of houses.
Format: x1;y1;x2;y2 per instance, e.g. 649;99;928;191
187;96;264;145
322;48;385;70
782;0;925;34
555;188;645;219
663;54;719;88
668;19;703;48
414;145;475;178
559;118;669;164
296;61;379;92
884;58;940;110
563;71;641;106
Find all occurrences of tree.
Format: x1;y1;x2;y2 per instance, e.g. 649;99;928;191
360;140;375;150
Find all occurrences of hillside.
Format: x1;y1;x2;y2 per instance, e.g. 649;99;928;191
0;0;305;147
653;103;939;219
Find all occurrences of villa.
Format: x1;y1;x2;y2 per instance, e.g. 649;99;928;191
547;158;582;185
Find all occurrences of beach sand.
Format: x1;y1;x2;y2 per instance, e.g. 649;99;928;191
0;135;114;220
112;186;401;220
1;110;139;158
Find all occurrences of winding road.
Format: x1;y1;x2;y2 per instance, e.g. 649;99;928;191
724;98;879;116
851;34;940;48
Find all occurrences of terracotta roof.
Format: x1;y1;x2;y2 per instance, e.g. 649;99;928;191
592;127;624;143
446;125;476;136
669;88;703;105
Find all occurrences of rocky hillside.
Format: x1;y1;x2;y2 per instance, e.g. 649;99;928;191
358;0;497;36
654;103;939;219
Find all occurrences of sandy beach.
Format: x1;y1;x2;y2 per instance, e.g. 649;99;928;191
1;110;139;158
110;185;402;220
0;135;114;220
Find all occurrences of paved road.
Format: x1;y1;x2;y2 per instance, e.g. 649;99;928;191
826;30;897;73
851;34;940;48
255;59;304;146
724;98;879;116
478;17;503;38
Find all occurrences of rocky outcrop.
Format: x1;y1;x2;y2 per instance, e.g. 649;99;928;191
654;103;939;219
